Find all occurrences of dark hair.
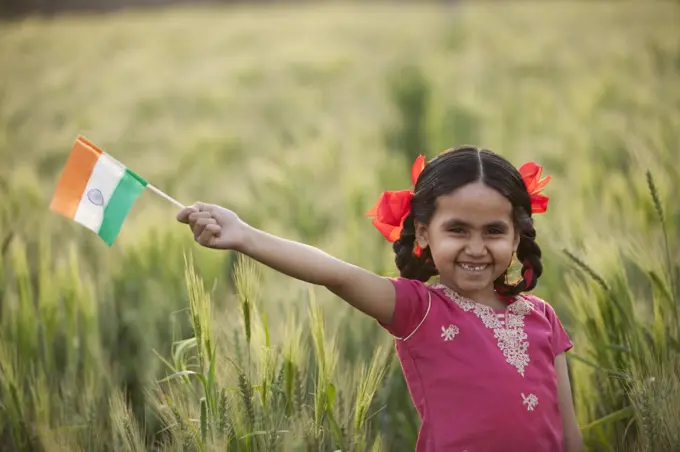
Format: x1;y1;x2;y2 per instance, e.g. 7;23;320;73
393;146;543;296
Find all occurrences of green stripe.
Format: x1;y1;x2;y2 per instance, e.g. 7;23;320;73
126;167;148;186
98;169;147;246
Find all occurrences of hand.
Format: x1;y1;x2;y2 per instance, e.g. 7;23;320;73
176;202;247;250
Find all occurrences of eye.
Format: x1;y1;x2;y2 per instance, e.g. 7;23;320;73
449;227;466;234
487;228;505;235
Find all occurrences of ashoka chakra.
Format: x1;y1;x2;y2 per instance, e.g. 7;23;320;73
87;189;105;206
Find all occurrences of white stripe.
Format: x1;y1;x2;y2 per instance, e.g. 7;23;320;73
103;151;127;171
73;154;124;233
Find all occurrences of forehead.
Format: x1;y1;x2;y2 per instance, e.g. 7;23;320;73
432;181;513;224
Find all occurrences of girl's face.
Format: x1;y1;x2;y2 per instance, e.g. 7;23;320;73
415;181;519;300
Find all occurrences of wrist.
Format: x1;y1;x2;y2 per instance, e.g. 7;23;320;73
233;221;257;253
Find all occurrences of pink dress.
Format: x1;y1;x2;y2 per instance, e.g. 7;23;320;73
380;277;573;452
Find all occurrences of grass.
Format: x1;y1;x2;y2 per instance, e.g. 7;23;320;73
1;1;679;450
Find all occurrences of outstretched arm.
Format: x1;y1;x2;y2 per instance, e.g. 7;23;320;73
177;202;397;325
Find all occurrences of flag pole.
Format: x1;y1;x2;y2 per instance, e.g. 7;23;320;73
147;184;185;209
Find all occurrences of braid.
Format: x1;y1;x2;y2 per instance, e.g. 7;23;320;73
495;211;543;296
393;213;439;282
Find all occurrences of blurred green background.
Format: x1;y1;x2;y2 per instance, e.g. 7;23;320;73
1;1;679;451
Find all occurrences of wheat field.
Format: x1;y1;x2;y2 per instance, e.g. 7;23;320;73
1;1;679;451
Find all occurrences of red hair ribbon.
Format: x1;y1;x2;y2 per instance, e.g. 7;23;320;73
366;155;426;256
522;259;535;284
518;162;551;214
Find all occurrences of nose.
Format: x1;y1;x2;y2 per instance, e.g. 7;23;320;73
464;234;487;257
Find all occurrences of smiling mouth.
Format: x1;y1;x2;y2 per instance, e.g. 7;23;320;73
457;263;490;273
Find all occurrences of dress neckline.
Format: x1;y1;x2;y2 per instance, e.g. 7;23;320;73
429;282;529;314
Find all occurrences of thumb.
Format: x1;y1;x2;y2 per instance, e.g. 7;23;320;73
195;202;222;216
176;206;197;224
176;201;213;224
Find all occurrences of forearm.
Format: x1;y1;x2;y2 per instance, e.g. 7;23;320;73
237;224;348;287
235;224;396;323
564;430;584;452
555;353;584;452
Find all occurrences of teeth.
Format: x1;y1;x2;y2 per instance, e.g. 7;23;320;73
458;263;488;272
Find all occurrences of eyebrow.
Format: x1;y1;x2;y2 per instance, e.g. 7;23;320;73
441;219;510;230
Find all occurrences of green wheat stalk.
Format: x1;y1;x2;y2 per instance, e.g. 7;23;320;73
646;170;677;317
562;248;611;293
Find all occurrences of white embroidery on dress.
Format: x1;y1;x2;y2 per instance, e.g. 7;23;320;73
433;284;534;376
441;324;459;341
522;393;539;411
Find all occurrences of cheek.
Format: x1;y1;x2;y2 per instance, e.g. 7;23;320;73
428;237;465;260
489;239;516;263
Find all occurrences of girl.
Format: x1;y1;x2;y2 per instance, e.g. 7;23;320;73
176;146;583;452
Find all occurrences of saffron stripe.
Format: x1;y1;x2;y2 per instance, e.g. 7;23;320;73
49;138;101;219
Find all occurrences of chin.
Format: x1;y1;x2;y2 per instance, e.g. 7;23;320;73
451;279;492;295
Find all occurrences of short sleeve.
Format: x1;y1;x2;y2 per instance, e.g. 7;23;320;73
542;300;574;356
378;277;431;340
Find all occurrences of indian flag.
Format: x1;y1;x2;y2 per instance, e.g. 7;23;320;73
49;136;147;246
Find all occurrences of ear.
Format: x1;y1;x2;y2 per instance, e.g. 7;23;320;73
414;219;429;250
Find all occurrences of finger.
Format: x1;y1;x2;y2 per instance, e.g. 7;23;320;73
197;223;221;248
188;211;213;228
176;206;199;224
192;217;217;239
